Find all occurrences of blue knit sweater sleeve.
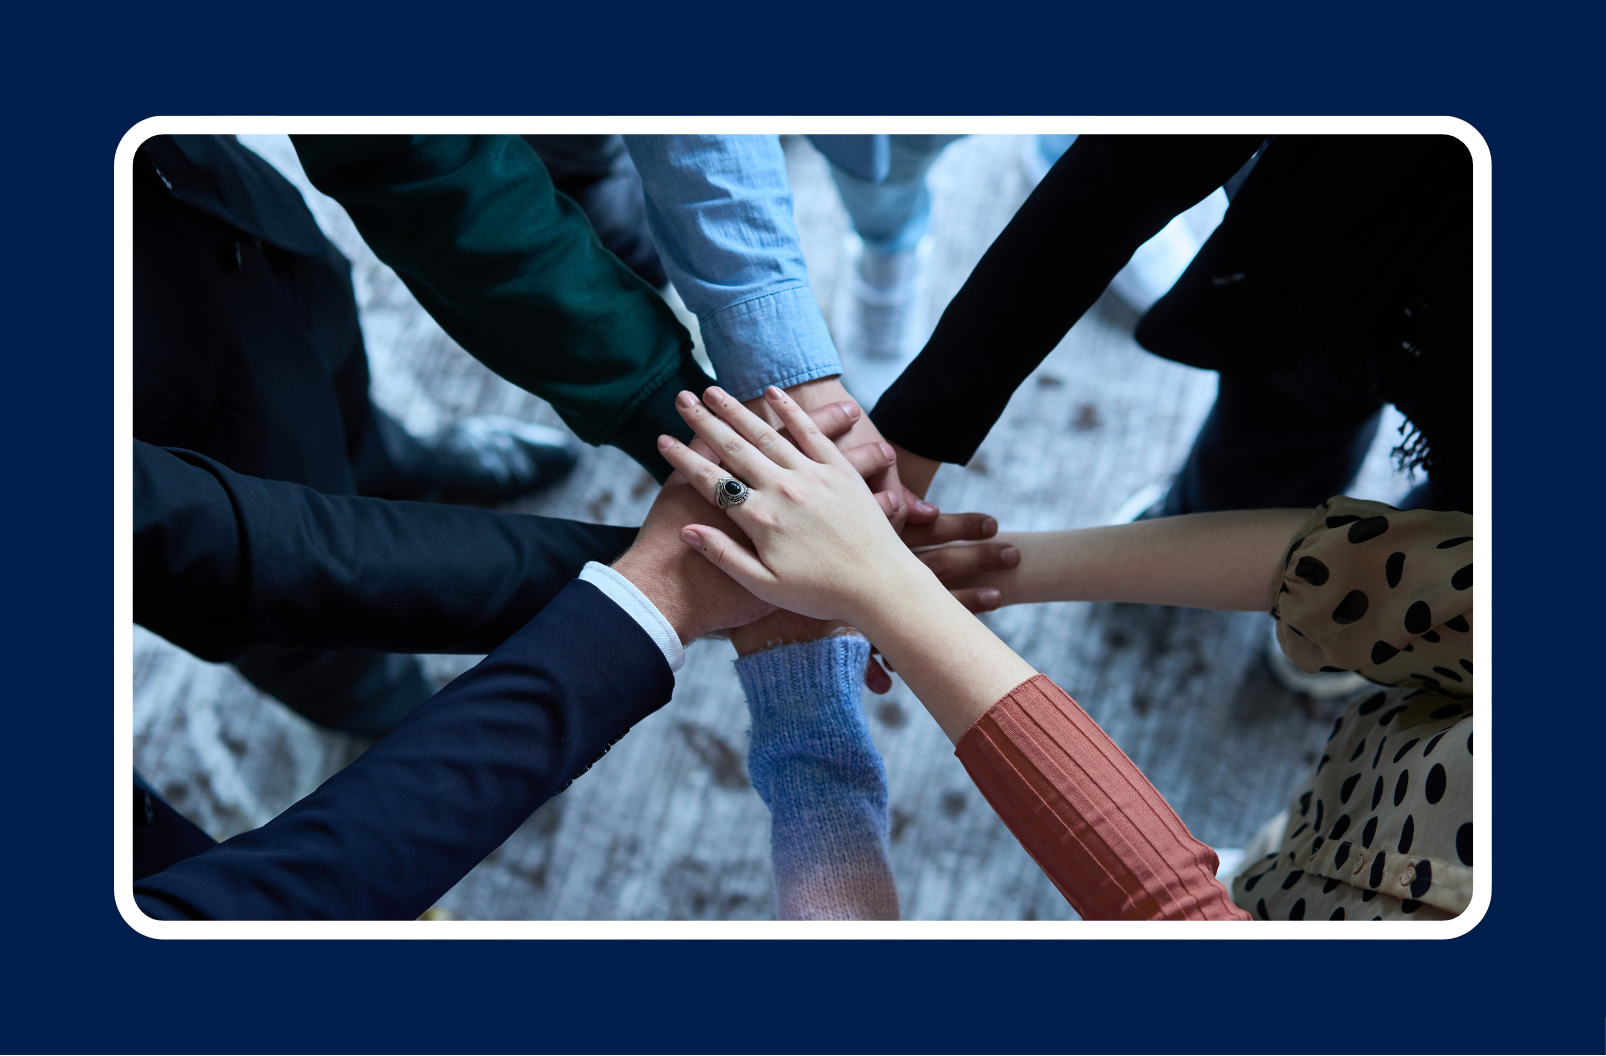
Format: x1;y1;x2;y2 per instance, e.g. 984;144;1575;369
735;633;899;920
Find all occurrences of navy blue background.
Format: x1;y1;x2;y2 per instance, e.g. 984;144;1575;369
2;1;1593;1051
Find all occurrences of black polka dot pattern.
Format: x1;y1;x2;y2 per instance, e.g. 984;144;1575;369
1425;763;1447;804
1347;516;1389;544
1332;590;1370;624
1295;556;1329;585
1241;499;1473;923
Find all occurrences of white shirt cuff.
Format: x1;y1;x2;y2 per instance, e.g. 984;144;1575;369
578;561;686;673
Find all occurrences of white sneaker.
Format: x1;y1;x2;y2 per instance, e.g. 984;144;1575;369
832;233;935;405
1263;620;1369;699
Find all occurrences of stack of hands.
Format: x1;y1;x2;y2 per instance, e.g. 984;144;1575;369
613;384;1033;738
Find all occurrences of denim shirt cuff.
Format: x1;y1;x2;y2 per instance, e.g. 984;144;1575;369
701;286;842;402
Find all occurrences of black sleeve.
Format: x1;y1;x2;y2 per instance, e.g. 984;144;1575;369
134;440;638;658
869;135;1266;466
133;580;673;920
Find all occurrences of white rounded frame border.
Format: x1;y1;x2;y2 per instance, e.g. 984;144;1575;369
112;114;1493;940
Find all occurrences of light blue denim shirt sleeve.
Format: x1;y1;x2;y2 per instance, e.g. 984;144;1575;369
623;135;842;402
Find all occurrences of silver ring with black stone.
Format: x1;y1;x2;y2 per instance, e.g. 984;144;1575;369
715;477;750;508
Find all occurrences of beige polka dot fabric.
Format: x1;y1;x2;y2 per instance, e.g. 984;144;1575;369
1271;496;1472;696
1233;497;1474;921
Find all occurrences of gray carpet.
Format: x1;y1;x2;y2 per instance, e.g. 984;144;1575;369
132;133;1414;920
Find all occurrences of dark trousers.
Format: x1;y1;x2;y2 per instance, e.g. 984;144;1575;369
1162;369;1383;515
1161;367;1465;516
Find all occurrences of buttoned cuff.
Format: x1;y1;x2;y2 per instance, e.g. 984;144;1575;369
701;286;842;402
578;562;686;673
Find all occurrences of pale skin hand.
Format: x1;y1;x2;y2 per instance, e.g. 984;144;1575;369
917;510;1313;612
737;377;982;692
659;385;1036;743
611;398;893;644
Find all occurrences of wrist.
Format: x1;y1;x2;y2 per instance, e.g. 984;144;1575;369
839;551;950;640
610;548;702;645
891;443;940;497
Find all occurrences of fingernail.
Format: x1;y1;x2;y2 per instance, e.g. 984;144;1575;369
1001;545;1020;568
841;402;860;419
982;516;998;536
705;385;727;404
676;391;696;408
679;528;701;547
879;443;895;462
980;588;1002;608
767;385;785;400
912;498;937;515
657;435;674;450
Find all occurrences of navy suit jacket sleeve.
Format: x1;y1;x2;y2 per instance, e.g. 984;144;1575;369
869;134;1264;466
134;439;638;658
133;579;673;920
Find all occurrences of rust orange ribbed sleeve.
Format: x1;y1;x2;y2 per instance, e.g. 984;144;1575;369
955;675;1250;921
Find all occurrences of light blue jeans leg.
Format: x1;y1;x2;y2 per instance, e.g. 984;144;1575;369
830;134;965;254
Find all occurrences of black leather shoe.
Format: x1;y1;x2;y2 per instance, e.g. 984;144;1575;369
422;415;580;504
357;406;579;504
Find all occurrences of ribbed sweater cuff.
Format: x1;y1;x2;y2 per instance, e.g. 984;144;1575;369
956;675;1249;922
736;635;899;920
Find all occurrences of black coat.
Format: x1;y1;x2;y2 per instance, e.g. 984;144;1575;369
872;135;1472;502
132;441;654;919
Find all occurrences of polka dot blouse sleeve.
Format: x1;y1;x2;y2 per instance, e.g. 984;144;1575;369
1273;497;1472;696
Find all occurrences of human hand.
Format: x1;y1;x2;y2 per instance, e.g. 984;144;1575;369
611;477;776;644
658;385;934;627
745;377;935;532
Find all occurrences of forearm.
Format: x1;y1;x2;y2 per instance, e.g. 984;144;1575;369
738;634;898;920
849;561;1037;743
941;510;1309;612
134;442;639;658
625;134;841;400
292;134;708;478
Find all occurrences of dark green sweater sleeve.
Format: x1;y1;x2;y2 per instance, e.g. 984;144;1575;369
291;134;713;480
